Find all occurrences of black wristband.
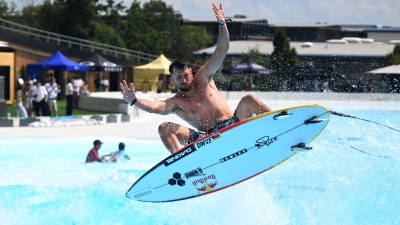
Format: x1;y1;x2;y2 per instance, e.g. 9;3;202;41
130;98;137;106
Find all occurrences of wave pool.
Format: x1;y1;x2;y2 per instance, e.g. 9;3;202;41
0;108;399;225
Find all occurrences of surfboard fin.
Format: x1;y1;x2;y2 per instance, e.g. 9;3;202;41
273;111;293;120
304;116;326;125
291;143;312;151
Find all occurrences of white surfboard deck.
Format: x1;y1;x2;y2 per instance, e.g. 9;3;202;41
126;104;330;202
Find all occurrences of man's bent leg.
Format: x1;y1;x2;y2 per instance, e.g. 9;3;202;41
235;94;272;121
158;122;191;154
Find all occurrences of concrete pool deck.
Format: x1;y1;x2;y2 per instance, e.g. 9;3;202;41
1;91;399;139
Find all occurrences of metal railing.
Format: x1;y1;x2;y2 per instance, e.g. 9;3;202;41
0;17;160;63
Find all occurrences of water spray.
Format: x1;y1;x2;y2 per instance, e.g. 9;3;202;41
329;110;398;158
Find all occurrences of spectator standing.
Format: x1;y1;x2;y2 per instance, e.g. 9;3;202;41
15;85;28;118
73;76;83;108
102;77;110;92
85;140;103;163
94;74;101;92
45;77;61;117
357;78;366;93
31;80;37;116
32;81;50;116
244;78;252;91
65;78;74;116
323;81;331;93
313;79;320;92
81;80;90;95
22;83;33;117
380;80;387;93
282;80;288;92
366;79;374;93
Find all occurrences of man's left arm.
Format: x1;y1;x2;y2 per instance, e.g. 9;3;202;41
196;3;229;82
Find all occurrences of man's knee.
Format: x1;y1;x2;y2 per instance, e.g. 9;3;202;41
240;94;257;103
158;122;176;137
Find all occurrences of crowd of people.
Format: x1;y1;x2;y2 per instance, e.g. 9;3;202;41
93;74;110;92
15;74;90;118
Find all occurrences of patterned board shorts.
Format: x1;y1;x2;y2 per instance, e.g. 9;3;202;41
188;112;239;144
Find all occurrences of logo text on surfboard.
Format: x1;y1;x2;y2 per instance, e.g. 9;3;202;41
164;145;196;166
184;167;205;179
192;174;217;187
255;136;278;149
132;186;153;199
220;149;248;163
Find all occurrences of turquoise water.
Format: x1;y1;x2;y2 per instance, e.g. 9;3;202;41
0;109;399;225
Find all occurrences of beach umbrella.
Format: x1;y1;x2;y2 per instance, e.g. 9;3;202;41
367;64;400;74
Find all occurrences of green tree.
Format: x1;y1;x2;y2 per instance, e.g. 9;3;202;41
269;28;298;86
36;0;61;32
121;0;178;55
20;2;41;28
0;0;9;18
141;0;179;33
384;44;400;66
90;21;126;48
170;25;213;60
96;0;125;29
55;0;97;39
241;48;275;91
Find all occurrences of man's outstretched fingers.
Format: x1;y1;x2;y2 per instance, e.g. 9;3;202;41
129;83;135;91
120;83;125;92
123;80;129;90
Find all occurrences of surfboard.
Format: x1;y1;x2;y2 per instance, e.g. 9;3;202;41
126;104;330;202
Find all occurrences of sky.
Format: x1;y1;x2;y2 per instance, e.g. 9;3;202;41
7;0;400;27
120;0;400;27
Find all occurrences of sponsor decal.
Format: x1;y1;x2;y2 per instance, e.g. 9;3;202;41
196;181;218;193
132;186;153;199
196;137;212;149
163;145;196;166
184;167;205;179
102;62;117;67
220;148;248;163
134;190;152;198
255;136;278;149
192;174;217;187
211;132;221;141
168;172;185;187
79;61;95;66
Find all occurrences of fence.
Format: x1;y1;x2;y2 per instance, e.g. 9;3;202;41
0;17;159;63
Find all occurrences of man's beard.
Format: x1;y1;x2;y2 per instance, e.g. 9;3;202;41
179;84;192;92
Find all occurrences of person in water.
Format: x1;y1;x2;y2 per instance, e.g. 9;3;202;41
101;142;131;162
85;140;103;163
120;2;271;154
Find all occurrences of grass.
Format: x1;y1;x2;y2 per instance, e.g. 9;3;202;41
6;100;108;117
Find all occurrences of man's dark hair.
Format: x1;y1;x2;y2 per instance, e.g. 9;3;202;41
169;59;189;74
119;142;125;150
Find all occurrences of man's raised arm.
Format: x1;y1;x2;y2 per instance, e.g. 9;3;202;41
120;80;174;115
197;3;230;81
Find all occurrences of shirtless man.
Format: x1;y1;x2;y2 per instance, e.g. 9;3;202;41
120;3;271;154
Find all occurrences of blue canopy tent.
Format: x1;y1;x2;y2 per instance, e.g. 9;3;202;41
27;51;88;86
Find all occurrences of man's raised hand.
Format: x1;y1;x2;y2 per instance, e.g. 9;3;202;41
212;3;226;25
120;80;136;103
